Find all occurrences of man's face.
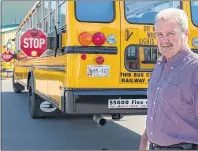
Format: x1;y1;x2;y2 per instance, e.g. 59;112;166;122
155;19;188;60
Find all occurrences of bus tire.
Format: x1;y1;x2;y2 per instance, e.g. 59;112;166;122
28;76;59;119
28;78;45;119
12;74;25;93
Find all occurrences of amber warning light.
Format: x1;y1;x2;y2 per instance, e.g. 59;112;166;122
78;32;92;46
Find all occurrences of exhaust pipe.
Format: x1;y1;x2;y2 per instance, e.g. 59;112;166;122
93;115;106;126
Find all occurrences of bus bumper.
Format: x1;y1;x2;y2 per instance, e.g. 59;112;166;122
62;89;147;115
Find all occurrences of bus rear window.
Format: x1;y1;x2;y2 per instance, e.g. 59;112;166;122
75;1;114;22
144;47;161;61
125;1;181;24
191;1;198;27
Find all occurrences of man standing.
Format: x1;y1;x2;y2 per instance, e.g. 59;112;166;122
139;8;198;150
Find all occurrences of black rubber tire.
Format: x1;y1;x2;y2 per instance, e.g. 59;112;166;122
12;74;24;93
28;79;45;119
28;77;60;119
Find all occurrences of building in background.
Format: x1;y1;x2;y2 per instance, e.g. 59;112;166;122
1;1;35;73
1;24;19;71
2;1;36;26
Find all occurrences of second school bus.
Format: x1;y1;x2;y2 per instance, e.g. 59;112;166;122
13;1;198;123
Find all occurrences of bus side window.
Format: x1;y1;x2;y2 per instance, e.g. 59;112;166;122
49;1;56;32
144;47;161;61
57;1;66;29
43;1;49;34
57;1;66;49
126;46;137;60
44;17;49;34
192;5;198;26
125;46;140;70
140;12;157;24
37;3;42;29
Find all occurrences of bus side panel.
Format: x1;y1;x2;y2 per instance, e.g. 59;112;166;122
119;2;155;89
46;55;67;106
21;56;66;106
14;61;28;85
14;54;67;110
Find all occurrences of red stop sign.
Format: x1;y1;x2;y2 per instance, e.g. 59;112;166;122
19;28;47;57
2;51;13;62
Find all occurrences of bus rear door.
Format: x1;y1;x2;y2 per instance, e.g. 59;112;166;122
120;1;182;90
185;1;198;53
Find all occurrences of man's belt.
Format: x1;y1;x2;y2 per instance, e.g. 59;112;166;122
151;143;198;150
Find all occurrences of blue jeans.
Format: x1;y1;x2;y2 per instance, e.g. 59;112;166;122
149;143;198;150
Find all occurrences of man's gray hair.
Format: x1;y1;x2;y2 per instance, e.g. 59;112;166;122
155;8;188;32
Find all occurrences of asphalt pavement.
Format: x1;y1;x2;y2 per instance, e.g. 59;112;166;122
1;79;146;150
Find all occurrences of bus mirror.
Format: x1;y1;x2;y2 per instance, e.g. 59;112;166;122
54;26;58;57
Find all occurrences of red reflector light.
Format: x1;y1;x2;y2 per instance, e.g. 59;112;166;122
96;56;104;65
92;32;106;46
81;53;87;60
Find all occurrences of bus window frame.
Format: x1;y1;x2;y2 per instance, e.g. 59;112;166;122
124;45;139;71
37;3;43;23
190;1;198;28
32;10;37;28
124;44;159;72
124;1;182;25
144;47;160;61
57;1;66;29
74;1;116;23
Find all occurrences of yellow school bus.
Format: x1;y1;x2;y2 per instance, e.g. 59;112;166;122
1;25;18;73
13;1;198;124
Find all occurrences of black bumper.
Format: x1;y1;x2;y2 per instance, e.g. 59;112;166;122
62;89;147;115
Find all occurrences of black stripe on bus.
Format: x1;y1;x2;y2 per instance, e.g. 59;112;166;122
63;46;118;54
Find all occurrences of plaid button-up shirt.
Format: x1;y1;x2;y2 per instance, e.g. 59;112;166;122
146;49;198;146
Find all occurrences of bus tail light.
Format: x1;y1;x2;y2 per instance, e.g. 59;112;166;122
78;32;92;46
92;32;106;46
96;56;104;64
81;53;87;60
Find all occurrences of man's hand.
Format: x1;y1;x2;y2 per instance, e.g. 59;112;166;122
139;136;149;150
139;129;149;150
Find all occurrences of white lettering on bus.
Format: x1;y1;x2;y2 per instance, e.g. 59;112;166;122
23;38;45;49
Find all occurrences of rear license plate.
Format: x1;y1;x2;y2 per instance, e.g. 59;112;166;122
87;65;110;77
108;99;147;108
